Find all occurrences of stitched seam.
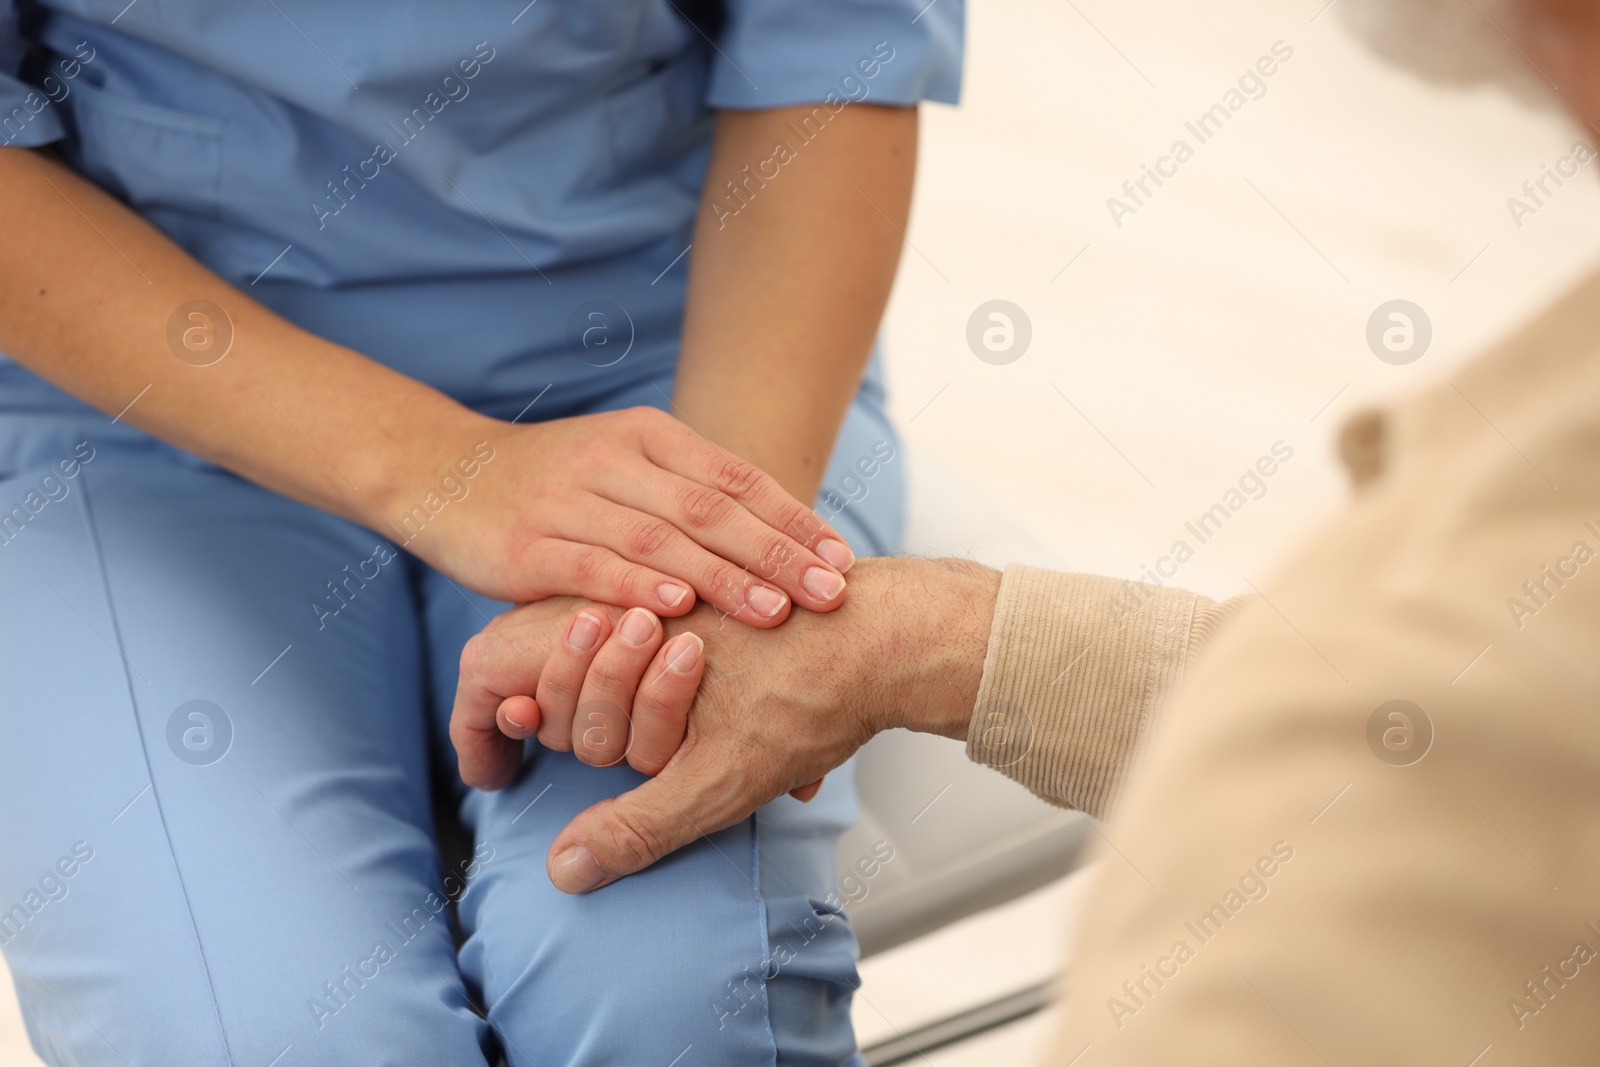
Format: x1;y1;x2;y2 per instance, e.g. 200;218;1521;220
77;471;238;1065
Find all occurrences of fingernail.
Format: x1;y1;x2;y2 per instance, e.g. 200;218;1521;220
504;706;529;731
802;566;846;602
568;612;602;652
666;632;703;673
551;844;605;893
657;582;689;608
619;608;656;646
816;538;855;573
747;584;787;617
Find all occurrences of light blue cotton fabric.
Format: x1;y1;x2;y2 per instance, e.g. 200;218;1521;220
0;0;957;1062
0;0;962;419
0;377;905;1066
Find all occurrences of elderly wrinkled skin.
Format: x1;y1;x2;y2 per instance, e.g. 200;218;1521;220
450;557;997;891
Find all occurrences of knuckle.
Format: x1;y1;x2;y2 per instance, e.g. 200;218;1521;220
627;736;672;776
711;456;763;500
624;405;669;435
701;562;748;612
587;659;634;693
633;687;674;720
754;536;795;579
609;566;642;602
457;632;492;685
780;506;823;547
605;806;673;869
678;484;733;530
572;548;611;586
624;519;675;558
538;671;579;706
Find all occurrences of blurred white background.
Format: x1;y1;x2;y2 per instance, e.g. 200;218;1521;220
7;0;1600;1061
858;0;1600;1061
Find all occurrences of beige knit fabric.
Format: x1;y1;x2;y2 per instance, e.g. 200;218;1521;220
967;568;1247;818
963;262;1600;1063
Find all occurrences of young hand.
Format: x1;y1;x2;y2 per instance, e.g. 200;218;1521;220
391;407;856;627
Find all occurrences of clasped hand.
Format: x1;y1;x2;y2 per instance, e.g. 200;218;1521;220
450;567;901;893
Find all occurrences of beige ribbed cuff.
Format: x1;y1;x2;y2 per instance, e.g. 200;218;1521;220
965;564;1248;819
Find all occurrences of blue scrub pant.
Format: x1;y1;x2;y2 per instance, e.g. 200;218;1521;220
0;376;902;1066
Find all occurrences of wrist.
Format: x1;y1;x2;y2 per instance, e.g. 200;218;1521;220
853;557;1000;741
667;381;835;506
353;388;502;542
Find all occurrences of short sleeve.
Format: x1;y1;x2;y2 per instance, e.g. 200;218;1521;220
0;1;65;148
705;0;963;110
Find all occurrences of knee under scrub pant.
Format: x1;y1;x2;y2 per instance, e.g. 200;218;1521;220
0;378;904;1066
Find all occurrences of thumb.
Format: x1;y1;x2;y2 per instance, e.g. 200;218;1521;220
546;746;757;893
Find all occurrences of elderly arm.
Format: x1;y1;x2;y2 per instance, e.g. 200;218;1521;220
964;565;1249;816
450;555;1247;891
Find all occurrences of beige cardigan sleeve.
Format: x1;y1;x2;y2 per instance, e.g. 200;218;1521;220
964;565;1248;819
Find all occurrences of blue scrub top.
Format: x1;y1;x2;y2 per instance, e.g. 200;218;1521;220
0;0;962;421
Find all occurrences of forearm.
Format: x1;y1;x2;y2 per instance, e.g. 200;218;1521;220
962;567;1249;817
868;558;1249;819
673;104;916;502
0;147;488;531
863;557;1001;740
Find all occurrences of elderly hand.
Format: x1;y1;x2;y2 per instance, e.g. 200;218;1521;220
449;557;1000;892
